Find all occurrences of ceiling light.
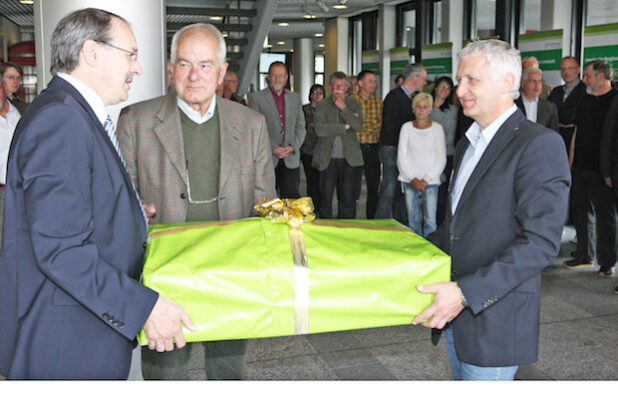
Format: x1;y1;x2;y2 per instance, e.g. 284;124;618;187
304;14;316;19
209;16;223;21
222;33;229;38
19;0;34;3
333;4;347;9
318;44;325;48
314;33;323;37
277;41;285;45
265;44;273;48
278;22;289;27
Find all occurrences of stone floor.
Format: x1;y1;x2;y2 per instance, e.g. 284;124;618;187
128;171;618;381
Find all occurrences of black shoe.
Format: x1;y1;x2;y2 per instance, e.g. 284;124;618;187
598;267;615;278
615;286;618;295
563;259;594;269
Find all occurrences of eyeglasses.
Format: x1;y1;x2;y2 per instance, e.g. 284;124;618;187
437;84;451;90
312;90;324;95
4;75;21;82
96;41;138;62
185;164;217;204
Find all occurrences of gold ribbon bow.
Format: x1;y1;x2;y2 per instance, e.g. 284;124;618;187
254;197;315;334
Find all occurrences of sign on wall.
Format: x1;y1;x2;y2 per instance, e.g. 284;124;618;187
583;23;618;81
361;50;380;74
421;43;452;82
518;29;563;86
390;47;410;76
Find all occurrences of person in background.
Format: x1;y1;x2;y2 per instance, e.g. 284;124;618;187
350;70;382;219
394;74;404;89
515;67;558;131
429;76;457;226
0;62;27;114
521;56;552;100
0;75;20;250
222;71;247;105
347;75;360;96
301;84;325;210
397;92;446;236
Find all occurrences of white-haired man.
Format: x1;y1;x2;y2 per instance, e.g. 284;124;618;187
515;66;558;131
521;56;553;99
414;40;570;380
118;23;276;380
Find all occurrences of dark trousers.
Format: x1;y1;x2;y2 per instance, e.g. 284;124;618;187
358;143;380;219
141;339;248;380
301;153;320;211
275;159;300;199
571;168;617;269
375;145;408;225
319;158;361;219
437;155;454;226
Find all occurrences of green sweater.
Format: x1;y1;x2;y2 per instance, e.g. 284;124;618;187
180;108;220;222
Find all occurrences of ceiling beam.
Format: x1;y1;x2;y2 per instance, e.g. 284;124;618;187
166;7;257;17
167;22;252;32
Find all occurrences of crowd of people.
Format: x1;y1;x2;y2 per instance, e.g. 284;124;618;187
0;6;616;381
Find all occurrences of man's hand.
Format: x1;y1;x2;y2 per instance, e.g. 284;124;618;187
143;203;156;221
273;146;288;159
143;296;196;352
605;177;613;188
412;282;464;329
411;178;426;191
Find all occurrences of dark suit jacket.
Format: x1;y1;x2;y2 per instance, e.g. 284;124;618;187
600;95;618;197
379;87;414;147
427;109;571;367
0;76;158;379
548;82;588;151
515;96;559;131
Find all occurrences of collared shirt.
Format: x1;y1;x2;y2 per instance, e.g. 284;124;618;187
57;72;107;125
401;85;413;99
522;96;539;123
351;93;382;144
0;101;21;183
450;105;517;214
563;80;580;102
177;95;217;125
269;86;286;142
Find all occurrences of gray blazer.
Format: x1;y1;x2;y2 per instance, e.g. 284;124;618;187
312;95;364;171
427;109;571;367
515;96;559;131
248;88;306;169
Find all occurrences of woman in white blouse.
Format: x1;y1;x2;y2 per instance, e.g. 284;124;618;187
397;92;446;236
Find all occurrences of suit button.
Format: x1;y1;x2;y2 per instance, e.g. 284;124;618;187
143;242;147;249
450;235;460;241
118;322;124;328
180;192;187;199
102;312;109;319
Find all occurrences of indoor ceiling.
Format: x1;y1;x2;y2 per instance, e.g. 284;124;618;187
0;0;404;52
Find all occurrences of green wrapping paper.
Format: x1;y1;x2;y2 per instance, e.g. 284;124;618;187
137;217;450;345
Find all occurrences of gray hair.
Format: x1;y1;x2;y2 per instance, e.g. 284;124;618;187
170;23;226;66
585;59;612;80
522;66;542;82
329;71;348;86
402;63;425;81
522;56;539;68
459;39;522;100
50;8;126;75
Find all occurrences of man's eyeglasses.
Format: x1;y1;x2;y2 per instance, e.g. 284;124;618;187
96;41;138;62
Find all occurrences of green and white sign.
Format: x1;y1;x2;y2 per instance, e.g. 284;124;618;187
421;43;452;81
362;50;380;74
584;23;618;81
390;47;410;76
518;29;563;86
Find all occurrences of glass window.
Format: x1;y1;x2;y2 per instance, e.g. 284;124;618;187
401;9;416;47
475;0;496;38
315;54;324;85
351;18;362;75
521;0;541;33
433;1;442;43
586;0;618;25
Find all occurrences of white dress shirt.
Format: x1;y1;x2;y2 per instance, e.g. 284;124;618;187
57;72;108;126
450;105;518;215
0;101;21;184
177;95;217;124
522;96;538;123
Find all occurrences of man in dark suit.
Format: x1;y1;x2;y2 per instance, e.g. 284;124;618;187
248;62;306;199
0;8;193;380
548;56;588;152
375;63;427;223
414;40;570;380
515;67;558;131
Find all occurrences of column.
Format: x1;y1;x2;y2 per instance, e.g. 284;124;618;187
293;37;314;105
378;4;395;99
443;0;464;78
34;0;166;122
324;17;348;94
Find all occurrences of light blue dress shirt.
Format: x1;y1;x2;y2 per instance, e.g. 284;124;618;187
450;105;518;215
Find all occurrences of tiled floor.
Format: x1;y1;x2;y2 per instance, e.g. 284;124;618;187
127;177;618;381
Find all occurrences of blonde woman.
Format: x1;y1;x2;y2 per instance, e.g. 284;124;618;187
397;92;446;236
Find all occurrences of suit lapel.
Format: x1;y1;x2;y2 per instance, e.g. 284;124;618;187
154;95;187;185
454;111;523;215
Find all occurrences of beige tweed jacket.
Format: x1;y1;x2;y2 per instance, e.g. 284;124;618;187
117;94;276;224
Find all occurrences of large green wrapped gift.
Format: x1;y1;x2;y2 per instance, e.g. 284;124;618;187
137;199;450;345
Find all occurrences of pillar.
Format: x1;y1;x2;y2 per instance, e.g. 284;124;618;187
293;38;314;105
324;17;348;94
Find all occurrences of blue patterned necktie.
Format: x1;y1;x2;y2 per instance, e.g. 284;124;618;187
103;115;148;225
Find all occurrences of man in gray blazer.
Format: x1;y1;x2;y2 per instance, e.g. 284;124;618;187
413;40;570;380
515;66;559;131
248;62;306;198
313;71;363;219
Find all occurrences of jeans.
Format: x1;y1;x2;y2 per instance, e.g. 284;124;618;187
319;158;361;219
375;145;407;224
403;182;438;237
444;328;518;381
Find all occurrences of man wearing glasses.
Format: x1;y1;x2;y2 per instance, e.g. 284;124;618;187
117;23;276;380
0;8;191;379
